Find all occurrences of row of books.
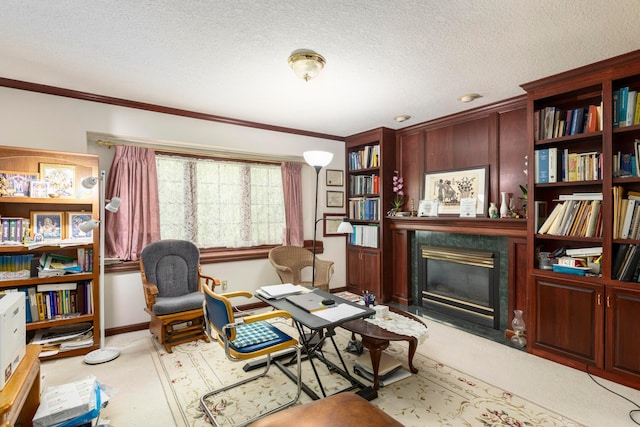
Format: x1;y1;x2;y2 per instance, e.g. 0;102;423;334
613;86;640;128
348;144;380;170
1;216;30;243
349;224;379;248
534;147;602;183
17;281;94;322
612;244;640;282
0;254;35;280
537;194;603;238
348;174;379;195
534;104;601;141
30;322;94;358
612;141;640;178
612;187;640;239
348;197;380;221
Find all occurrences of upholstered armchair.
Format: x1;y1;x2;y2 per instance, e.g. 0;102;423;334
139;239;219;352
268;246;334;292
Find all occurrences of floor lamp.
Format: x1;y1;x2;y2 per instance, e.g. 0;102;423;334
303;151;353;287
79;170;122;364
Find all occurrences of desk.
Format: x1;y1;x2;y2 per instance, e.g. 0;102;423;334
0;345;41;427
341;307;427;390
256;288;375;401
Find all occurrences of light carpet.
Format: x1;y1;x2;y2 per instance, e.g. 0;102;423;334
150;324;583;427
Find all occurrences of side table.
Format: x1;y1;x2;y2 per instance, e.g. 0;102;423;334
0;344;41;427
341;307;427;390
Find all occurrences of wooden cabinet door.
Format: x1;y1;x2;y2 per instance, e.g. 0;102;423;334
532;278;604;368
360;248;381;298
606;287;640;381
346;246;363;294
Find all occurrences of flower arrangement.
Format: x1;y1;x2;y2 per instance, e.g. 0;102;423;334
391;171;405;211
456;176;475;195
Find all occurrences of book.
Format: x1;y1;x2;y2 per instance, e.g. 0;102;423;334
37;282;78;292
548;147;558;183
558;192;602;201
587;104;599;132
619;87;629;127
538;202;563;234
621;200;636;239
552;264;590;276
536;148;549;183
255;283;305;299
626;91;637;127
565;247;603;257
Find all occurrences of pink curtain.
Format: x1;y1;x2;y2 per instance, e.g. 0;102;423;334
281;162;303;246
104;146;160;260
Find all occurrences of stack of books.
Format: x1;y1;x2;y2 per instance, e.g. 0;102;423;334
353;352;410;387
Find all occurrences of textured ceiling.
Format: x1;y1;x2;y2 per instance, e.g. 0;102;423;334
2;1;640;138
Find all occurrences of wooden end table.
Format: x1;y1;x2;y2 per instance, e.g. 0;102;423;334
0;344;41;427
340;307;426;390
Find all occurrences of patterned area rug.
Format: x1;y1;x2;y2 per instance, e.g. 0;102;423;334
150;323;583;427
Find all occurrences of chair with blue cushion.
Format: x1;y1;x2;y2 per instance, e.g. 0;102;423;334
139;239;217;352
200;281;302;427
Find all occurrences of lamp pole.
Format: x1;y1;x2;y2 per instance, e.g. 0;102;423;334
311;165;321;287
303;150;334;289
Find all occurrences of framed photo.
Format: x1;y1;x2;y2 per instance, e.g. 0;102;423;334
0;171;39;197
66;212;94;239
424;165;489;216
39;163;76;198
31;211;64;241
29;181;49;198
326;169;343;186
323;213;348;236
418;199;439;217
326;191;344;208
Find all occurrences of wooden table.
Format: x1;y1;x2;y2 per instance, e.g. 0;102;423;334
341;307;427;390
0;345;41;427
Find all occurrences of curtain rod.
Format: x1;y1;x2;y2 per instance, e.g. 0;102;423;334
88;132;305;163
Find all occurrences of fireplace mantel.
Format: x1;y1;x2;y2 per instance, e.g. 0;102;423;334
388;216;526;238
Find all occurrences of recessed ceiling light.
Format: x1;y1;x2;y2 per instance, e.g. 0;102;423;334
458;93;481;103
394;115;411;123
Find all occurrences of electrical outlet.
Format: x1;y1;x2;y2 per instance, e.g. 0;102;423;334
221;280;228;290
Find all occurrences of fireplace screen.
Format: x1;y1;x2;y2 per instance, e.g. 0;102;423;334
420;245;499;328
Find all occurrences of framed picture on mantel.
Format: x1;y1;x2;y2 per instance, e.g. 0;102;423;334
424;165;488;216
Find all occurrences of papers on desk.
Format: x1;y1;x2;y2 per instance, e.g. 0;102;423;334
312;303;366;322
255;283;308;299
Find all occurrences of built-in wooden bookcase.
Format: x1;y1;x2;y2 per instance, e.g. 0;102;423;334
344;127;395;302
522;50;640;389
0;146;100;360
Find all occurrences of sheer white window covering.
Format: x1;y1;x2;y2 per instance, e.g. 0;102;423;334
156;154;286;248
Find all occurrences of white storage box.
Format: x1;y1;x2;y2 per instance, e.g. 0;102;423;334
0;292;26;390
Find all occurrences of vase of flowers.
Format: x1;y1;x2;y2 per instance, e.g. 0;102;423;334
390;171;405;215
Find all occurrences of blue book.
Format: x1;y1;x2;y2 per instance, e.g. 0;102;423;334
536;148;549;183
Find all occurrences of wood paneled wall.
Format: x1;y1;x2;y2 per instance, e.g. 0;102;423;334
396;96;528;212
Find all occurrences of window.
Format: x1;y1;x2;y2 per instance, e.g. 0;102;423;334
156;154;285;248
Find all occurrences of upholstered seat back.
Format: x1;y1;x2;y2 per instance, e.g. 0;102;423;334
140;239;200;298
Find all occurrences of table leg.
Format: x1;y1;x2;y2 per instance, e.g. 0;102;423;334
407;337;419;374
360;337;389;390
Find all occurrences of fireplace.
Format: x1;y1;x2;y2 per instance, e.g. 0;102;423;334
419;245;500;329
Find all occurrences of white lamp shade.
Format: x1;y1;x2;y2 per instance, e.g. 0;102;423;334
105;197;121;213
303;151;333;168
81;176;99;189
337;220;354;234
79;219;100;233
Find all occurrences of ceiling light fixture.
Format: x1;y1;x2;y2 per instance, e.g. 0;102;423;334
458;93;482;103
394;115;411;123
288;49;326;82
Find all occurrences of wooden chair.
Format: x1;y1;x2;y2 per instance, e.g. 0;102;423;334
139;239;218;352
268;246;334;292
200;282;302;427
